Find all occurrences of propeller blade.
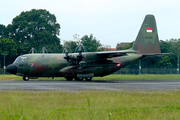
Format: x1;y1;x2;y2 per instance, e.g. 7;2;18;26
64;45;70;61
77;43;83;60
65;45;68;53
78;43;82;52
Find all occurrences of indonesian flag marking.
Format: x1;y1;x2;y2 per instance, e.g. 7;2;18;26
147;28;152;32
116;61;121;67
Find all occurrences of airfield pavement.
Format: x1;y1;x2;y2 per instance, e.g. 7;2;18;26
0;80;180;91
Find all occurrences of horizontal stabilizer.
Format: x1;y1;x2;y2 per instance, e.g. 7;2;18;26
142;53;174;58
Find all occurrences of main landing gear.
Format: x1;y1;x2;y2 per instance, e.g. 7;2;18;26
85;77;92;81
65;77;73;81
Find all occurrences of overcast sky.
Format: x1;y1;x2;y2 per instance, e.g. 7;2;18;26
1;0;180;48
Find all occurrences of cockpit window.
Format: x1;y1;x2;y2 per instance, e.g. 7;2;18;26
13;56;27;64
13;57;22;64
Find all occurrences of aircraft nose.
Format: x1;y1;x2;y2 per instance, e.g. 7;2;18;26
6;64;17;74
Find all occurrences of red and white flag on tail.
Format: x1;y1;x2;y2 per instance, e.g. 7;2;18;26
147;28;152;32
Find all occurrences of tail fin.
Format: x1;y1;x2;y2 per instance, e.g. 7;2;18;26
132;14;161;54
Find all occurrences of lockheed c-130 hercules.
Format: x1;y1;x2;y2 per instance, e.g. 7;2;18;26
7;14;173;81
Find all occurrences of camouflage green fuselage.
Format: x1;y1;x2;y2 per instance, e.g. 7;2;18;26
13;53;141;77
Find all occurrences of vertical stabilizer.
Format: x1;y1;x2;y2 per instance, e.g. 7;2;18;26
132;15;161;54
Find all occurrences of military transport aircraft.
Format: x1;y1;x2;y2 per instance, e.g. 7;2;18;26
6;14;172;81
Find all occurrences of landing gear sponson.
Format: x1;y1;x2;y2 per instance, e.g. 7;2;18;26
65;77;92;81
22;76;92;81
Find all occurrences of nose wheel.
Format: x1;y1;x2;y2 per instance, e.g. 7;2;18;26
23;76;29;81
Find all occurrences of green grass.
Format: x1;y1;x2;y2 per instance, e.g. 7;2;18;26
1;74;180;81
0;75;22;81
1;74;180;119
0;91;180;119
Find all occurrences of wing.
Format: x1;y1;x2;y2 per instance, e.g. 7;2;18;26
67;49;138;64
96;49;138;58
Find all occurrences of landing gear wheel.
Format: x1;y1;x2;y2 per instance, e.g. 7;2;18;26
74;77;84;81
85;77;92;81
65;77;73;81
23;76;29;81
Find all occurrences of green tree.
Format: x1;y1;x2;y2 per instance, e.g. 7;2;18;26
0;38;18;66
0;38;17;56
81;34;101;52
159;39;178;68
116;41;134;50
157;56;172;68
8;9;62;54
0;24;6;37
98;44;111;51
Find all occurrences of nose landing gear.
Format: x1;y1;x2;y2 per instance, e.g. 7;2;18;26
23;76;29;81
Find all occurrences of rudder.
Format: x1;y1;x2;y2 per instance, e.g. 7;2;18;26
132;14;161;54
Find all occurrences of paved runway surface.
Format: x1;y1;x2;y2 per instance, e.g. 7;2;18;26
0;80;180;91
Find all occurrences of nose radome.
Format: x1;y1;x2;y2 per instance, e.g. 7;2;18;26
6;64;17;74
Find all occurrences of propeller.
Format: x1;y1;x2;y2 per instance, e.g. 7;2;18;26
40;47;48;53
63;43;87;69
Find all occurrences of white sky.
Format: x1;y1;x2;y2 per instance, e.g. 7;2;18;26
1;0;180;48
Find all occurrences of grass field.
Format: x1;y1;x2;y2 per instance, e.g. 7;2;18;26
1;74;180;119
0;91;180;119
0;74;180;81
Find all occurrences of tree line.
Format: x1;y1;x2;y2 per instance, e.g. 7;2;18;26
0;9;179;69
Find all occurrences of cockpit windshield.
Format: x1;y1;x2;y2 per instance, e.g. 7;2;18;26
13;56;27;64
